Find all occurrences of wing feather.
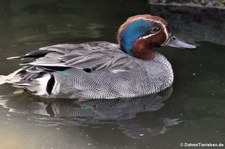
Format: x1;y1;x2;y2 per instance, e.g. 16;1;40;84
8;41;140;73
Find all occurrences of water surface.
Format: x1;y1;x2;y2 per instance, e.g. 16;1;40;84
0;1;225;149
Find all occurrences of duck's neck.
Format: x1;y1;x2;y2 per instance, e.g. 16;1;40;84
132;49;156;60
131;40;156;60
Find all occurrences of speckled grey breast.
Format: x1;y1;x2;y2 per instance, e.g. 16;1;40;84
50;53;173;99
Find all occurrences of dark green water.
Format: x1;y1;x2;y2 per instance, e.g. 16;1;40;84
0;1;225;149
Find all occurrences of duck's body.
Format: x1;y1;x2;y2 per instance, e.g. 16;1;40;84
0;14;195;99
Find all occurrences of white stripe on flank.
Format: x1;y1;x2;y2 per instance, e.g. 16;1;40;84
51;80;60;95
28;62;67;67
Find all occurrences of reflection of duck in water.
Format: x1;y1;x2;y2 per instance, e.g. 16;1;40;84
0;87;180;138
0;14;195;99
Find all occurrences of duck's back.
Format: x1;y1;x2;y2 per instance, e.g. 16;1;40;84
0;41;173;99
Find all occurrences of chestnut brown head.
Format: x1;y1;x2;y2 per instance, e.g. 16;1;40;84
117;14;196;60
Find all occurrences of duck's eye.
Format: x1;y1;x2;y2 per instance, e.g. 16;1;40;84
150;27;160;34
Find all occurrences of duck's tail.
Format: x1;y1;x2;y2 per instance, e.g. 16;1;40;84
0;75;7;85
0;68;53;96
0;68;23;85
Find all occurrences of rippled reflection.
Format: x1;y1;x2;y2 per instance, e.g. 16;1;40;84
0;87;180;139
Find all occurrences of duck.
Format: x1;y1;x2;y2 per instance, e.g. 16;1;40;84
0;14;196;99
